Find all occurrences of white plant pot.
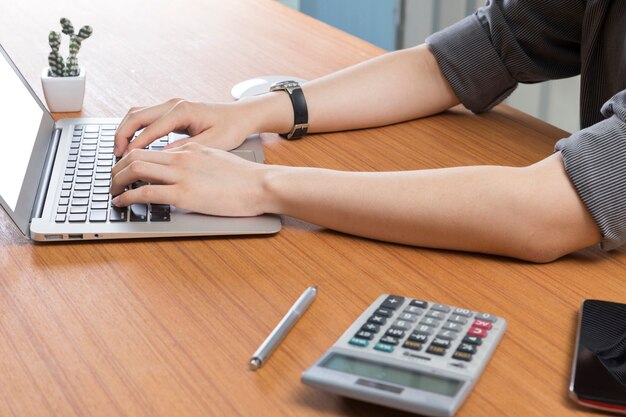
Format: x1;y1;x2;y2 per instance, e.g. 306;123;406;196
40;67;86;112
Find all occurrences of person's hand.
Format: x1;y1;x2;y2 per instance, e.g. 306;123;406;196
110;143;272;217
113;99;255;157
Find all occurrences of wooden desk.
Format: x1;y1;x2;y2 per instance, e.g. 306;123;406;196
1;1;624;416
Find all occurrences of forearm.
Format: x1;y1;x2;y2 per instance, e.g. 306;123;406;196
260;152;600;262
240;44;459;135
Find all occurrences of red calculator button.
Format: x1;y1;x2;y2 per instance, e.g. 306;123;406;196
467;327;489;338
472;319;492;330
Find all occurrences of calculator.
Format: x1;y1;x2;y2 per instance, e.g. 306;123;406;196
302;294;507;417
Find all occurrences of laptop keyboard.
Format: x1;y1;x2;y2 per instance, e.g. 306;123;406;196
55;124;171;224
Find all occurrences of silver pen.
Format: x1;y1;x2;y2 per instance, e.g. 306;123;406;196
249;285;318;370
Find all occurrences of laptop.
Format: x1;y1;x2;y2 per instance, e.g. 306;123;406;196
0;44;281;241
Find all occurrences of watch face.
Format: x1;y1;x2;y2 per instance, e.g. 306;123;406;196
270;80;299;91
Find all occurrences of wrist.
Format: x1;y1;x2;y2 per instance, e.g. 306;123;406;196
236;92;295;135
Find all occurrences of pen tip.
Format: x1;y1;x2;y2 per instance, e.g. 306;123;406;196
249;358;262;370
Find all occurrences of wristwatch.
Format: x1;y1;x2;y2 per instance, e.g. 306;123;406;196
269;80;308;140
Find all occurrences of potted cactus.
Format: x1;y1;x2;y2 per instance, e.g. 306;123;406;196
41;18;93;112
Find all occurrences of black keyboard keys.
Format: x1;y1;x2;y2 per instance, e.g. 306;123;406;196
150;204;170;222
129;204;147;222
110;206;128;222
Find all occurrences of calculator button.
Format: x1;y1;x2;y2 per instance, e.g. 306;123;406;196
467;327;489;338
408;333;429;343
367;315;387;325
349;337;369;347
414;325;434;335
426;345;447;356
375;308;393;318
378;336;399;346
391;321;410;330
431;304;452;313
462;335;483;346
457;343;477;354
402;340;423;351
430;337;451;349
448;315;469;325
403;306;424;315
410;300;428;309
419;318;441;327
374;343;394;353
472;319;493;330
381;295;404;310
425;310;446;320
452;351;473;362
453;308;473;317
475;313;497;322
436;330;458;340
354;331;375;340
385;328;405;339
361;323;381;333
397;312;418;322
442;322;463;332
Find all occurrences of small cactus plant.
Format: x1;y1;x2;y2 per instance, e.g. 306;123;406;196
48;17;93;77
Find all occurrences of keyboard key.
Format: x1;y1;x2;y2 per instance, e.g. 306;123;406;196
410;300;428;309
93;187;109;194
373;343;394;353
348;337;369;347
78;163;94;170
96;166;112;173
361;323;380;333
110;206;128;222
91;201;108;210
55;214;66;222
453;308;474;317
71;198;89;206
457;343;477;354
79;157;95;164
76;170;94;177
129;204;148;222
467;327;489;338
452;351;473;362
70;206;88;214
448;315;469;325
62;183;72;190
58;198;69;206
68;213;87;222
431;304;452;313
381;295;404;310
385;328;405;338
472;320;493;330
462;335;483;346
430;337;451;349
95;173;111;180
76;177;92;184
419;317;440;327
94;180;111;187
475;313;498;322
378;336;399;346
81;151;96;157
397;312;418;322
354;330;374;340
402;340;423;351
408;333;429;343
426;310;446;320
92;194;108;202
97;159;113;167
391;320;410;330
403;306;424;315
426;345;446;356
75;184;91;191
65;169;75;176
413;325;434;335
89;210;107;222
60;190;70;198
374;308;393;318
84;125;99;133
63;175;73;183
442;322;463;332
367;315;387;325
73;190;90;198
436;330;458;340
57;206;68;214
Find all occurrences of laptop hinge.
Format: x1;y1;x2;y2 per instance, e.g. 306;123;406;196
31;127;62;220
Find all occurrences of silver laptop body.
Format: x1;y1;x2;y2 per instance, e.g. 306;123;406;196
0;44;281;242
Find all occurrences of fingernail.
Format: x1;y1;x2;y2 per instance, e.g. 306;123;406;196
111;196;120;206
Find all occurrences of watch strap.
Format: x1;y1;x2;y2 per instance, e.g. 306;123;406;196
281;86;308;140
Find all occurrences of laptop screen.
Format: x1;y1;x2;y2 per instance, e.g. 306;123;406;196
0;44;56;236
0;51;45;210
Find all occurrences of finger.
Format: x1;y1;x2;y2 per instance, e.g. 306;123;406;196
163;137;192;150
111;184;177;207
111;148;176;178
114;99;183;157
110;158;181;196
125;100;191;156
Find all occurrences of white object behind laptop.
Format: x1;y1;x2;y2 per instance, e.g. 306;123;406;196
0;44;281;242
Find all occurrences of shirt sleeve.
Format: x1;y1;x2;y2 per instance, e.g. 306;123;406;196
555;90;626;251
425;0;584;112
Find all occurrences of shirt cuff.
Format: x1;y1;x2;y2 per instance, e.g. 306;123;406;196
426;15;517;113
555;92;626;250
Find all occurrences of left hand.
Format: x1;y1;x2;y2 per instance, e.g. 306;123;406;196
109;142;272;217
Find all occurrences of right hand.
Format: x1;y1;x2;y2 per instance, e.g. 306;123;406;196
114;98;253;157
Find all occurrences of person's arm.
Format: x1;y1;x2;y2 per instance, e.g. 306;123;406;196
113;45;459;156
110;145;601;263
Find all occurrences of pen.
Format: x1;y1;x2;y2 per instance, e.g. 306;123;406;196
249;285;318;370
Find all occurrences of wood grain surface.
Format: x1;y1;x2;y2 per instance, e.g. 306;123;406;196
1;1;624;416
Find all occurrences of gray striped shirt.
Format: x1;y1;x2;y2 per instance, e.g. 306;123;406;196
426;0;626;250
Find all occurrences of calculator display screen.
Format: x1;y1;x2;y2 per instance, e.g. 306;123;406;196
321;354;462;397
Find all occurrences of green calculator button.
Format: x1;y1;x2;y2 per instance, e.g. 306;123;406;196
374;343;394;353
349;337;369;347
